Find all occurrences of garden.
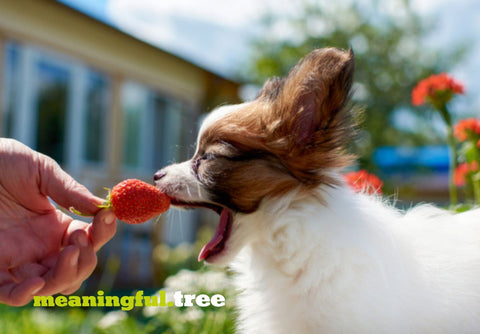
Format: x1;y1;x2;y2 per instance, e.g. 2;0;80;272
2;64;479;334
2;0;479;333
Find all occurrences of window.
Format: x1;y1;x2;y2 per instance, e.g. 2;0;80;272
1;41;110;170
35;59;70;164
2;42;20;138
151;96;186;168
121;82;193;172
121;82;148;169
83;70;109;164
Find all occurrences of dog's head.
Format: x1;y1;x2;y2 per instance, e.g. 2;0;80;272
155;47;357;265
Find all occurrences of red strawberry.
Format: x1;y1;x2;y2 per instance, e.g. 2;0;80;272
101;179;171;224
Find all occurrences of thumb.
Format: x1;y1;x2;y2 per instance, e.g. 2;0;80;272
38;154;103;215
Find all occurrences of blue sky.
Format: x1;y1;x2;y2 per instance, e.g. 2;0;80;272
58;0;110;25
57;0;480;111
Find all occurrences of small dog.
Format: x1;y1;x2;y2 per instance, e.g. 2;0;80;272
155;48;480;333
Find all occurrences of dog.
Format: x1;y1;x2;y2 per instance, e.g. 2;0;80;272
154;48;480;333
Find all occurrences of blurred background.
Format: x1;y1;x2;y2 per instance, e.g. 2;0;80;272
0;0;479;331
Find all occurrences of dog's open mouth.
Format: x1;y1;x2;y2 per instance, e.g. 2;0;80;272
170;199;233;262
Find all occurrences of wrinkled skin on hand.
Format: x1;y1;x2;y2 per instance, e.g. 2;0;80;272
0;139;117;306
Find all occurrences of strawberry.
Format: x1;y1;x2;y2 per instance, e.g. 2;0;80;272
101;179;171;224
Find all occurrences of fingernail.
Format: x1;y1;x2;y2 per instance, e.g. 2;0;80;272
104;213;115;225
77;234;88;248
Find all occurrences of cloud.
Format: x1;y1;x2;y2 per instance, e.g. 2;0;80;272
105;0;311;77
106;0;278;77
107;0;303;29
106;0;480;107
108;0;258;28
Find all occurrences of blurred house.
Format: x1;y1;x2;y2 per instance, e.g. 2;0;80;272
0;0;239;288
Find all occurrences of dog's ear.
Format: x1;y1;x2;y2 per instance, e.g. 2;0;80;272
257;77;285;102
274;48;355;147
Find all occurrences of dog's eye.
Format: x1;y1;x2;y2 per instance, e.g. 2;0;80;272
203;152;217;161
193;152;217;175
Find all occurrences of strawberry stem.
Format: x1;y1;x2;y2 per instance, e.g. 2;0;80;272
69;206;93;217
98;187;113;209
70;187;113;216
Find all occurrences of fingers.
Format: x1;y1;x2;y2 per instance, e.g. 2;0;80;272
36;245;79;296
8;263;48;282
59;230;97;295
64;210;117;252
1;226;104;304
37;154;103;215
0;277;45;307
88;209;117;252
37;230;97;297
70;230;97;280
0;212;116;304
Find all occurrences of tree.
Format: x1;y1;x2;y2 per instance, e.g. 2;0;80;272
247;0;466;168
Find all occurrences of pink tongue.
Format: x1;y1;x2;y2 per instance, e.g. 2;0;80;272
198;208;230;261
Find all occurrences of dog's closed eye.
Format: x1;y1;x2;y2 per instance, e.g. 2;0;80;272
193;152;218;177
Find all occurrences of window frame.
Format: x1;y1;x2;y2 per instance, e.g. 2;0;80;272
1;41;110;172
120;81;194;175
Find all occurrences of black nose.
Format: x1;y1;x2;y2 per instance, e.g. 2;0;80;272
153;170;166;181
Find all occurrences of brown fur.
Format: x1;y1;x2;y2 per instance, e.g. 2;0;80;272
195;48;359;212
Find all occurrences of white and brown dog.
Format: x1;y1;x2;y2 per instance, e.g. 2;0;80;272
155;48;480;333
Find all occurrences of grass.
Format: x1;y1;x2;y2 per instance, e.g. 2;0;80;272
0;305;105;334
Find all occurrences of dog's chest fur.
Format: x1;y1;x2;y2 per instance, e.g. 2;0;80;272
230;186;480;334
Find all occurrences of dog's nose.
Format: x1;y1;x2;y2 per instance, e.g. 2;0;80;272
153;170;166;182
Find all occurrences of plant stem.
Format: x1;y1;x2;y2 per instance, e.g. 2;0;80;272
439;105;458;207
473;173;480;205
473;182;480;205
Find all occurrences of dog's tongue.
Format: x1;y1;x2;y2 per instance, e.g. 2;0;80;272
198;208;230;261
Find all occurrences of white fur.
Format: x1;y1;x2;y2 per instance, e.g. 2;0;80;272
230;183;480;333
157;104;480;332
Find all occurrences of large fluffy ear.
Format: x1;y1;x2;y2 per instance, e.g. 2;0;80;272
255;48;357;186
256;77;285;102
274;47;355;147
202;48;358;192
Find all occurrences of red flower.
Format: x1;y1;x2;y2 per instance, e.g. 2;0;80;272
412;73;464;106
471;161;479;172
454;163;469;186
454;162;478;187
344;170;383;195
453;118;480;142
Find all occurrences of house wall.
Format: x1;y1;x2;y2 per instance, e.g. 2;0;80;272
0;0;240;289
0;0;208;103
0;0;240;181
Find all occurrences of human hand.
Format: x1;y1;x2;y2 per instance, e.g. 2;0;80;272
0;139;117;306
